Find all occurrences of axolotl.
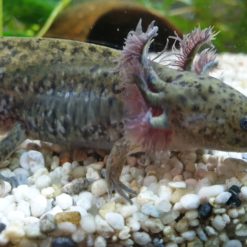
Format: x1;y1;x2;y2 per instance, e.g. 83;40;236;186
0;21;247;203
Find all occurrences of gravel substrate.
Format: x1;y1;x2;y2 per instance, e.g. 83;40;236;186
0;53;247;247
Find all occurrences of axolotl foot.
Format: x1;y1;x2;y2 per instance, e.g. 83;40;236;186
106;138;137;204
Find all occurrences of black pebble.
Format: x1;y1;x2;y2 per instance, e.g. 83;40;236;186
226;194;242;207
0;223;6;233
228;185;241;195
198;203;213;219
51;237;77;247
226;185;242;207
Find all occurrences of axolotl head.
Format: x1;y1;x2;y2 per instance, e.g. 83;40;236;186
120;21;247;152
137;68;247;152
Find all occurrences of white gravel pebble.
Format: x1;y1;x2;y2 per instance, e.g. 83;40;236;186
141;204;160;217
81;214;96;234
215;191;231;204
12;185;40;202
181;230;196;241
57;222;77;234
198;185;225;199
118;226;130;240
30;194;48;217
180;194;200;209
76;191;93;210
0;181;11;197
91;179;108;196
105;212;125;230
13;168;29;185
133;232;151;246
168;181;186;189
118;204;138;218
240;186;247;200
24;217;41;238
126;217;141;232
211;215;227;231
223;240;242;247
55;193;73;210
158;185;172;201
95;215;114;234
35;174;51;189
20;150;45;173
86;167;100;181
16;200;31;217
94;236;107;247
156;200;172;213
41;187;55;198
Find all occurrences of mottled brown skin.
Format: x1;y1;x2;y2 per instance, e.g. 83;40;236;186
142;66;247;152
0;36;247;203
0;38;124;150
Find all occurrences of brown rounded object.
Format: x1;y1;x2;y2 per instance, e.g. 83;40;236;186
46;0;182;51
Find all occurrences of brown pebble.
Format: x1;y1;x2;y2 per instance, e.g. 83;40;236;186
72;149;88;161
55;211;81;226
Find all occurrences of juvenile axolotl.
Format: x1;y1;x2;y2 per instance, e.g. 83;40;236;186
0;21;247;203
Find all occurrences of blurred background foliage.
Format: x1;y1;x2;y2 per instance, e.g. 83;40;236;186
2;0;247;52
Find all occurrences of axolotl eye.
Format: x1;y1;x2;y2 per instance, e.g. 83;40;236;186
240;117;247;131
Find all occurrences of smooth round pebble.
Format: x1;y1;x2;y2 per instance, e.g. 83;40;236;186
81;214;96;234
51;237;76;247
133;232;151;246
24;219;41;238
94;236;107;247
20;150;45;173
211;215;226;231
156;200;172;213
35;174;51;189
0;181;11;197
168;181;186;189
40;214;56;233
105;212;125;230
180;194;200;209
215;191;232;204
55;193;73;210
76;191;93;210
240;186;247;200
198;185;225;199
181;230;196;241
223;240;242;247
30;194;48;217
95;215;114;234
141;204;160;217
13;168;29;185
91;179;108;196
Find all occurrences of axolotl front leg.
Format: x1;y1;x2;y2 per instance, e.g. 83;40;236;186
0;123;27;165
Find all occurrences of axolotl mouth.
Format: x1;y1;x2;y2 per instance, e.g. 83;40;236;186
119;20;247;153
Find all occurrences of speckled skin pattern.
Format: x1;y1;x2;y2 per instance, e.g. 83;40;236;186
0;38;124;151
0;27;247;202
145;66;247;152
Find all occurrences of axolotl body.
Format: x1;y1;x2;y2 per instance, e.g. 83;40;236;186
0;22;247;202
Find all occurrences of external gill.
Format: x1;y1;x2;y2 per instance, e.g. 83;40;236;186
156;27;218;75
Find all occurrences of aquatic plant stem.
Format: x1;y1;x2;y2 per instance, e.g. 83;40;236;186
0;0;2;37
37;0;71;37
